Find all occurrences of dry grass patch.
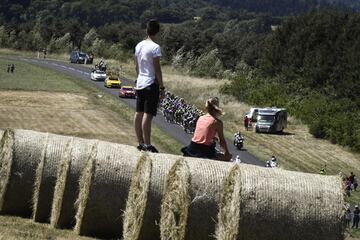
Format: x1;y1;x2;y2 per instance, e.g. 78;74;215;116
0;91;137;145
0;215;93;240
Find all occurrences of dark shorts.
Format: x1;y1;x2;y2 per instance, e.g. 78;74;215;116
181;141;216;159
136;83;160;116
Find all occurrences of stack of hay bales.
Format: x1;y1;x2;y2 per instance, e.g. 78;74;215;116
0;129;346;240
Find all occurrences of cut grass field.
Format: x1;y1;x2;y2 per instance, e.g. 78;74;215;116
0;57;181;154
0;215;92;240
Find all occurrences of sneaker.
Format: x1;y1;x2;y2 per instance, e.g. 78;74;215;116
143;144;159;153
137;143;144;151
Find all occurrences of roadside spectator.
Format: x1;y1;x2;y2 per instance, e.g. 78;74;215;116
244;115;249;130
345;177;352;197
7;64;10;73
270;155;278;167
350;172;355;184
43;48;47;59
354;176;358;191
265;160;271;168
319;166;327;175
134;19;164;153
352;205;359;229
10;64;15;73
345;208;352;228
181;97;232;161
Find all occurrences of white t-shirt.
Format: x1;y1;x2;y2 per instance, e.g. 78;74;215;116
135;39;161;90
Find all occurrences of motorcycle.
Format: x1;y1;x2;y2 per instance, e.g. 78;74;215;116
233;134;244;150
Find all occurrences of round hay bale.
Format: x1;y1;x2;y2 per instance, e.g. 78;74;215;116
50;138;96;229
0;129;48;217
0;129;14;213
160;158;190;240
122;153;152;240
216;164;345;240
32;134;73;223
74;141;141;238
214;164;242;240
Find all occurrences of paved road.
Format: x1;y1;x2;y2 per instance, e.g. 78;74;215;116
2;56;264;166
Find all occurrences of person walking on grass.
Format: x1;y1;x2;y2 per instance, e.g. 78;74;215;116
134;19;165;153
345;208;352;228
352;205;359;229
354;176;358;191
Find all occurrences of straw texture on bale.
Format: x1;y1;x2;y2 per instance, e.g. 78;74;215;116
33;134;72;223
50;138;95;229
137;153;178;240
160;158;190;240
215;164;242;240
137;153;232;240
221;164;344;240
74;141;141;238
123;153;152;240
184;157;233;240
0;129;48;217
0;129;14;213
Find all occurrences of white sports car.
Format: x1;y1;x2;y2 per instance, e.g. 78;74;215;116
90;70;107;81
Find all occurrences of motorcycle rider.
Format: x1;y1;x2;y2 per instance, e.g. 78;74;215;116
270;156;278;167
234;131;244;149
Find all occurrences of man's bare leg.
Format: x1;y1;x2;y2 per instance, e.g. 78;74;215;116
142;113;153;145
134;112;144;144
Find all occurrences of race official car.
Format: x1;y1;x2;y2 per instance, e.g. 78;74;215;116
104;76;121;88
119;86;136;98
90;70;107;81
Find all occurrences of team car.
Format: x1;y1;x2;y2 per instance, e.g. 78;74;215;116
70;51;93;64
119;86;136;98
104;76;121;88
90;70;107;81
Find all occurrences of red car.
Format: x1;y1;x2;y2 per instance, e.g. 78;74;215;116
119;86;136;98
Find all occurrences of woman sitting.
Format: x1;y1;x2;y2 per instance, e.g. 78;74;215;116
181;97;232;161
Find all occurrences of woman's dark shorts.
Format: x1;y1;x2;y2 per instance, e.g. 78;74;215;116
181;141;216;159
136;83;160;116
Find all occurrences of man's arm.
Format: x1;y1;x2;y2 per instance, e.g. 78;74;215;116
153;56;163;88
134;56;139;76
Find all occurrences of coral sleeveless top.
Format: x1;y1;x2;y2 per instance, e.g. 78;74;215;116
192;114;217;146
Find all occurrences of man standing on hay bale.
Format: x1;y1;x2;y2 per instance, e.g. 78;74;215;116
134;19;165;153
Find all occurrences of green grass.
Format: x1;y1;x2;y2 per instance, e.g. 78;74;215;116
347;190;360;207
0;59;86;93
347;228;360;240
0;56;182;155
0;215;92;240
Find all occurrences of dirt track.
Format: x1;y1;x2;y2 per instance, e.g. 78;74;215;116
0;90;137;145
